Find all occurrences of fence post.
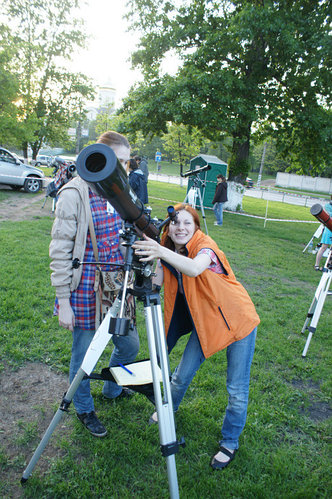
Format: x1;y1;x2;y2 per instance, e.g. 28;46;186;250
264;188;270;228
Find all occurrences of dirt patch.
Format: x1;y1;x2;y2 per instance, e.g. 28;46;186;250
0;184;54;222
290;378;332;422
0;363;72;498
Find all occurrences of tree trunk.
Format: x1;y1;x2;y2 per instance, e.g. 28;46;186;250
223;181;245;212
76;122;82;154
22;142;28;162
228;124;252;183
31;144;39;160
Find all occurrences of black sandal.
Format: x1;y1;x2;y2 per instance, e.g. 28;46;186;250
210;446;237;470
314;265;322;271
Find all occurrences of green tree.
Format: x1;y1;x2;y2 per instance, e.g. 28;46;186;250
251;140;289;175
95;105;119;137
2;0;95;159
121;0;331;182
130;133;165;159
161;123;205;167
0;26;22;146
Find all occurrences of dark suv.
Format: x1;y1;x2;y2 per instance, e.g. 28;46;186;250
0;147;45;193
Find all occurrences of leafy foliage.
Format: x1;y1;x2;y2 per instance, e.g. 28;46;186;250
121;0;331;181
1;0;95;158
0;26;21;145
161;122;206;166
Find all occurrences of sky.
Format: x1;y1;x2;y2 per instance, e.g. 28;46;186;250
71;0;143;107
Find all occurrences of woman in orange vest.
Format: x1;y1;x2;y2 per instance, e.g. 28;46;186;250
132;204;260;470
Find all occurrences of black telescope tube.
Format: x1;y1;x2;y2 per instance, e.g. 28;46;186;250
76;143;159;239
310;204;332;231
181;164;211;178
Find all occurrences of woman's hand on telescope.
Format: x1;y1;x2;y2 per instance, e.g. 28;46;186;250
132;234;162;262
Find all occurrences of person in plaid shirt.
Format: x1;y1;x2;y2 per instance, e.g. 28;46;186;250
53;161;70;190
49;131;139;437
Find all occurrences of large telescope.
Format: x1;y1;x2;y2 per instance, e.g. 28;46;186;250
76;143;160;239
310;203;332;231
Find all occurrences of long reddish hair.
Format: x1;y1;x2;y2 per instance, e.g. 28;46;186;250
161;203;201;251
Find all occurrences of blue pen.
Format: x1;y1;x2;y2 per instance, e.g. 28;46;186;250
119;363;135;376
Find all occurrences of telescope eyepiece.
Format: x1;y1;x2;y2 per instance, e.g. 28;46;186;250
167;205;178;223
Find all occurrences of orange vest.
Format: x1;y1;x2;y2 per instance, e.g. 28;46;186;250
162;230;260;358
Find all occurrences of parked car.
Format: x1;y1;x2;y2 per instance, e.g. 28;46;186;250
11;152;26;164
0;147;45;193
31;155;53;167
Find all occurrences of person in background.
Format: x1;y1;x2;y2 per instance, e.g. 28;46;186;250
314;197;332;270
132;203;259;470
212;174;228;226
135;155;149;183
128;158;149;204
49;131;139;438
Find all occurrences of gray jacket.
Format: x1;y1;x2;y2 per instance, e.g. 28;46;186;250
139;159;149;182
49;176;91;299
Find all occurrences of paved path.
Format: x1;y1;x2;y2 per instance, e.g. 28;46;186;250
244;187;326;208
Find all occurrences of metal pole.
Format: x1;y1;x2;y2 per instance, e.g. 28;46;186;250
144;299;180;499
264;189;269;228
257;142;267;189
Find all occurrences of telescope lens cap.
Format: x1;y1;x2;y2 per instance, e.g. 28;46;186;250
310;204;323;217
76;143;118;182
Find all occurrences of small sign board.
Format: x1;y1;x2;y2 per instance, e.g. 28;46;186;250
155;151;162;162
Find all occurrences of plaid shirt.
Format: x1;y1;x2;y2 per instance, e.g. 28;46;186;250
54;189;124;330
53;164;69;190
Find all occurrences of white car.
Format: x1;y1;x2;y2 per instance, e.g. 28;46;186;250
31;154;53;167
0;147;45;193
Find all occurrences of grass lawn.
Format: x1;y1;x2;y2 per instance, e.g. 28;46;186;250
0;182;331;498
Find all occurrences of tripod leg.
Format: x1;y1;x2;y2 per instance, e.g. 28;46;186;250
196;187;208;235
300;266;329;335
144;299;180;499
303;235;315;253
302;271;331;357
21;367;86;483
21;298;121;483
41;196;48;209
301;295;318;335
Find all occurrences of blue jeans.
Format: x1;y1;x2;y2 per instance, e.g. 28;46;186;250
170;327;257;450
69;325;139;414
213;202;224;225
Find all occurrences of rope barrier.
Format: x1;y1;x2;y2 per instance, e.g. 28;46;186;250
149;196;319;224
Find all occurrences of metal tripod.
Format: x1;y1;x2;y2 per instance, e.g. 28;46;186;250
41;194;56;212
183;176;209;235
21;228;183;498
302;224;323;254
301;245;332;357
